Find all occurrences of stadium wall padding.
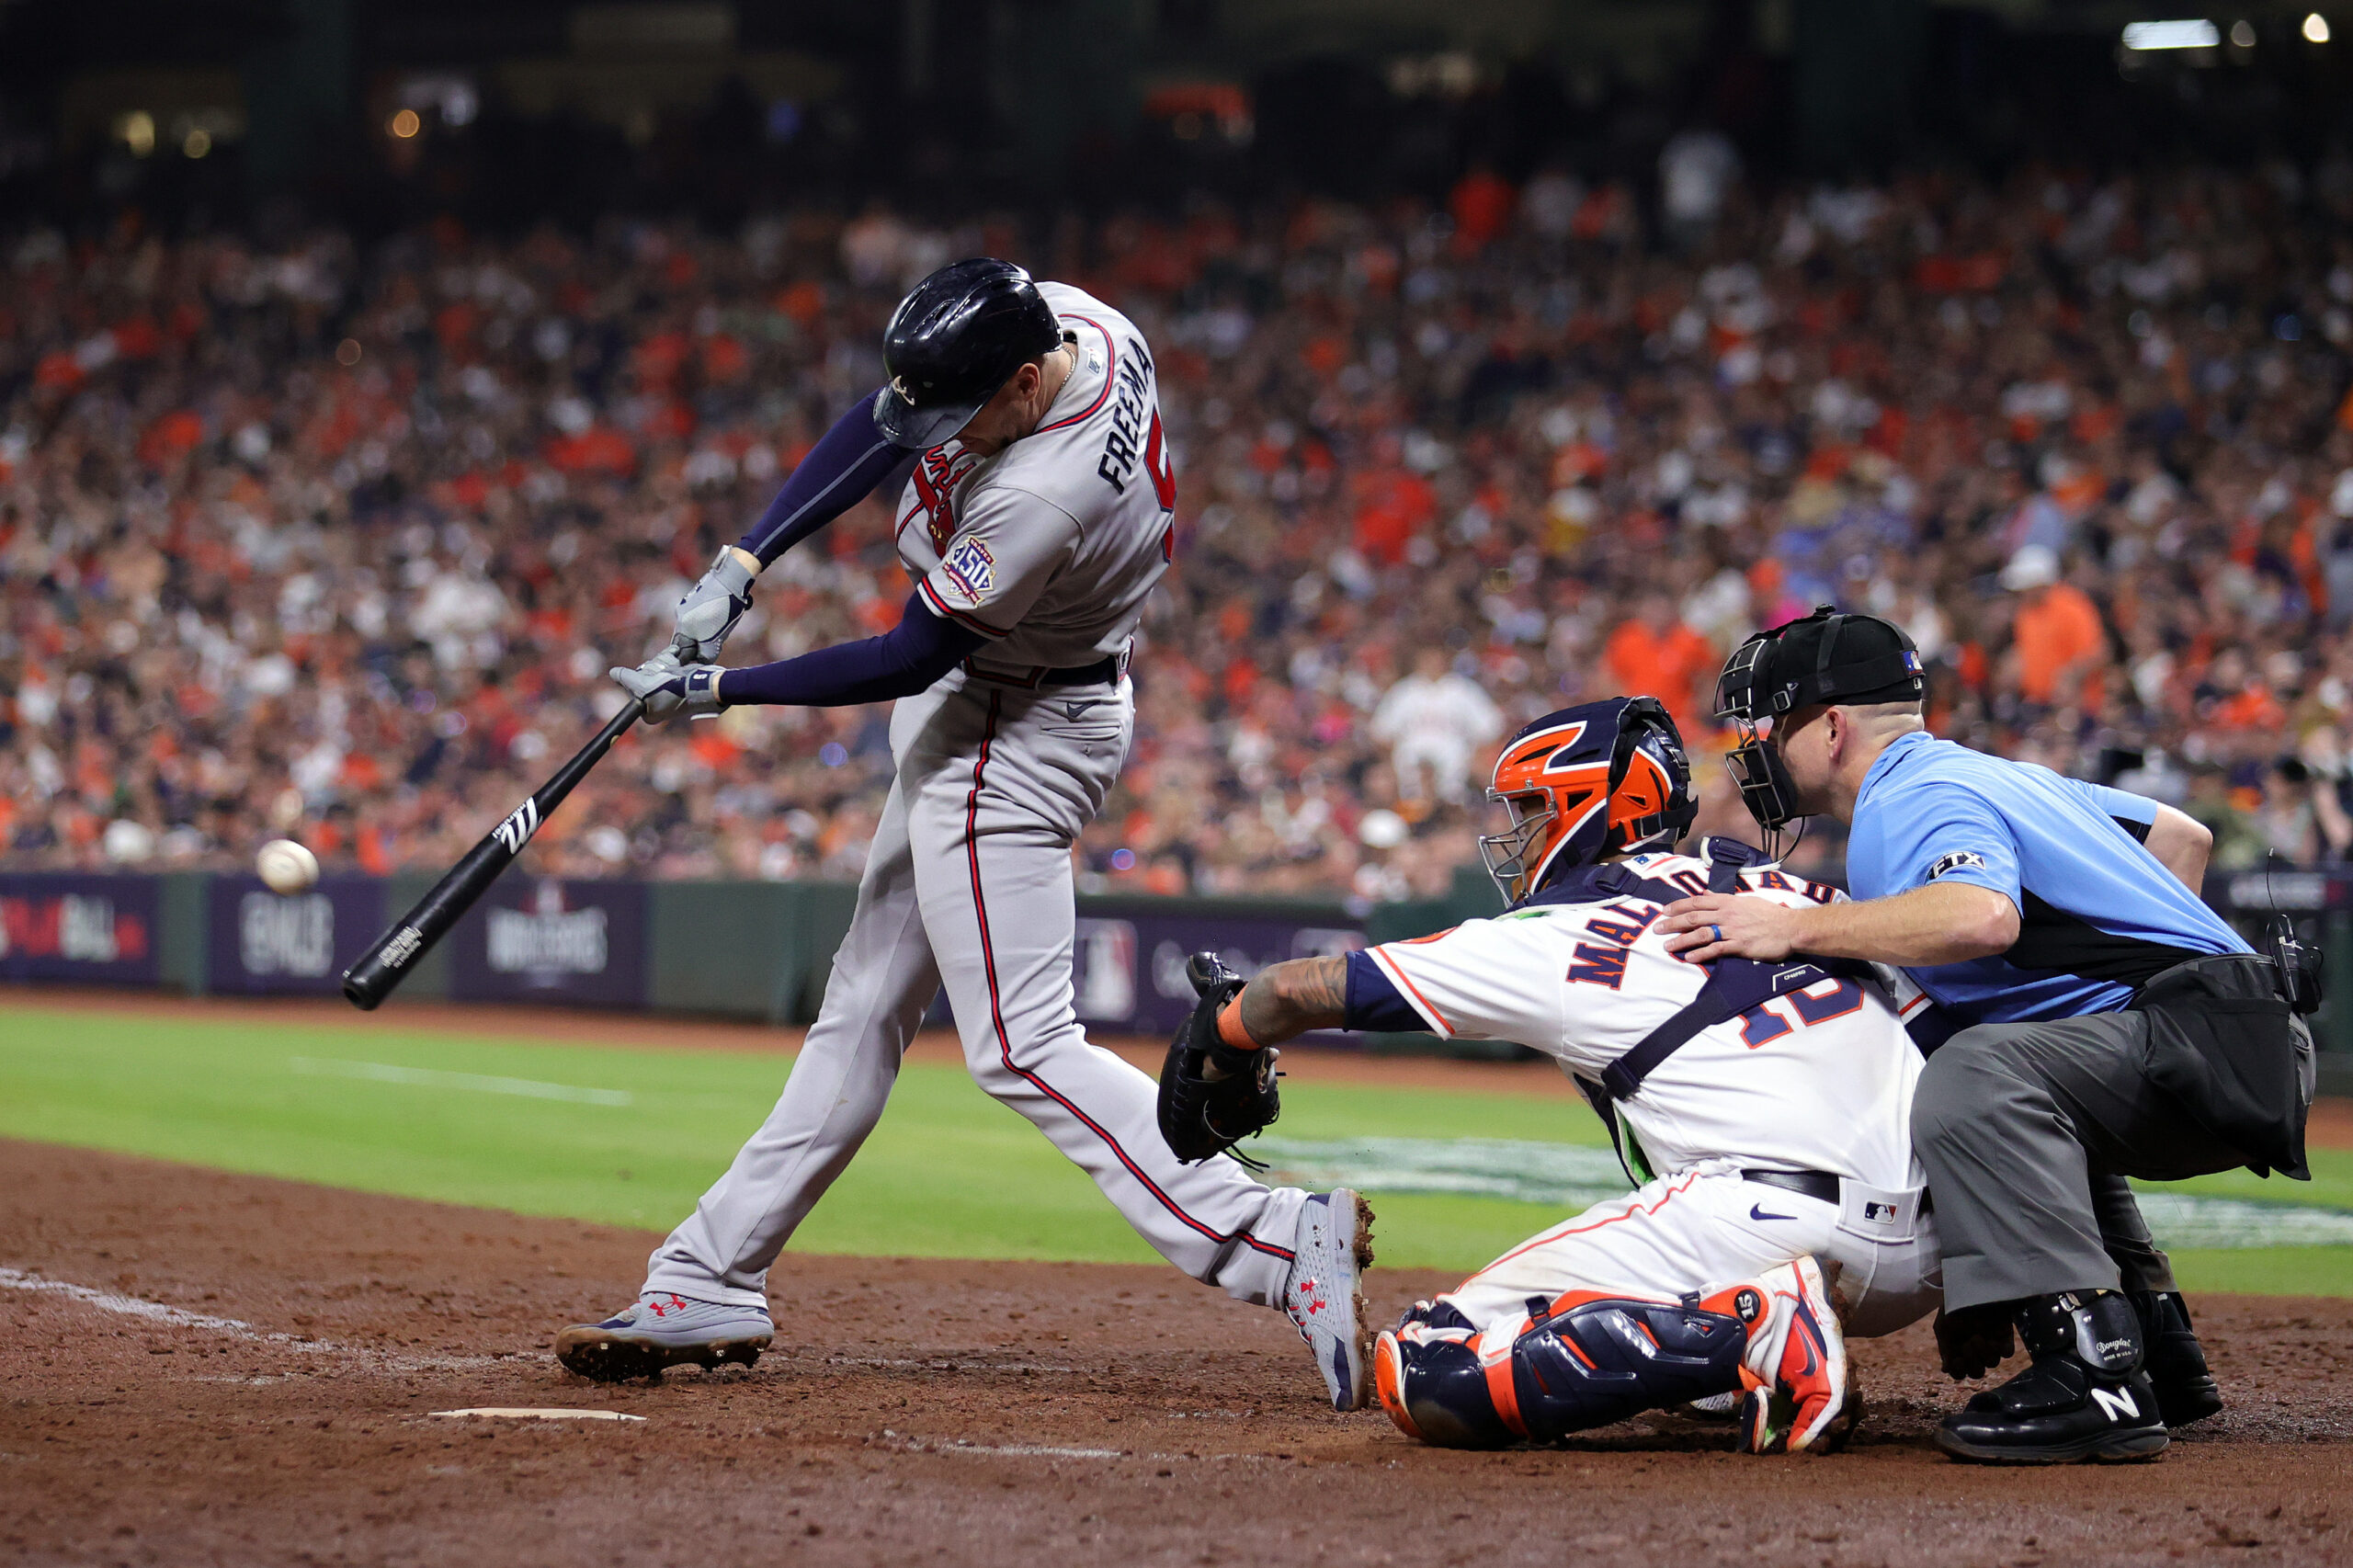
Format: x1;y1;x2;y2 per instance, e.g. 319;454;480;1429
3;869;2348;1091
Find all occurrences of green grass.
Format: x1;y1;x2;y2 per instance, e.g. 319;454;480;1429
0;1005;2347;1291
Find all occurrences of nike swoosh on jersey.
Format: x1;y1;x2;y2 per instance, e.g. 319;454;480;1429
1061;699;1098;722
1748;1204;1796;1221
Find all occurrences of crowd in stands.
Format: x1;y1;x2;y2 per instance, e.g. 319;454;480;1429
8;153;2353;902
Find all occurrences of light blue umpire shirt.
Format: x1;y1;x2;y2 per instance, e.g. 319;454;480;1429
1843;730;2248;1025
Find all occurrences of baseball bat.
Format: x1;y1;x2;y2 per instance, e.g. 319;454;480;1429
340;697;646;1010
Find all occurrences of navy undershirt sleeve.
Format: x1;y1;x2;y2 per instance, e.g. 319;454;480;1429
1343;950;1427;1033
734;391;915;565
716;593;983;708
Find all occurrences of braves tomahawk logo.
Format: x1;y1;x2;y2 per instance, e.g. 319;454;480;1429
911;447;983;553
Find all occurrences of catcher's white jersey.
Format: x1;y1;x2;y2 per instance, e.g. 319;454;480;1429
895;281;1176;672
1363;849;1928;1194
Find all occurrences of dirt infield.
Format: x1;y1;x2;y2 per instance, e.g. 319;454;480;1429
4;1141;2351;1567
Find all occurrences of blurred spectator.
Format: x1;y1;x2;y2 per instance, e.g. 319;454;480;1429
1370;647;1504;806
2001;546;2107;710
1658;126;1740;252
1605;593;1719;735
2184;767;2268;872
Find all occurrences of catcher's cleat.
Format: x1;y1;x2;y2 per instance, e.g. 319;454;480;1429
1935;1290;2168;1465
1285;1189;1374;1412
553;1292;774;1382
1724;1256;1852;1454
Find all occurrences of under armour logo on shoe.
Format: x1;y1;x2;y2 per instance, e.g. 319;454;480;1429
645;1294;687;1318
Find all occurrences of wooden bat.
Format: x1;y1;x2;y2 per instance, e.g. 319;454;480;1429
341;698;645;1010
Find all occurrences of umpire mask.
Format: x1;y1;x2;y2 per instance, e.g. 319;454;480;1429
1716;607;1924;853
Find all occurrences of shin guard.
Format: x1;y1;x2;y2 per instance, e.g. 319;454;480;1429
1375;1259;1852;1453
1375;1292;1746;1448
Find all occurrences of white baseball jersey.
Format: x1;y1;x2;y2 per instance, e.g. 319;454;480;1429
1362;849;1929;1194
895;281;1176;671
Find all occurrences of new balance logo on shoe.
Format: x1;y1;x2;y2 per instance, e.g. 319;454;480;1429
2089;1385;2141;1423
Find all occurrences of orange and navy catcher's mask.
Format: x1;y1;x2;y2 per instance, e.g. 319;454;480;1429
1478;696;1699;904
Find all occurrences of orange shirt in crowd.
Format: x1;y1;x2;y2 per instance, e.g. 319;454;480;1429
1604;619;1718;733
2014;583;2107;706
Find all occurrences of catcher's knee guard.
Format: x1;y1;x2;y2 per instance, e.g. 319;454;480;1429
1376;1291;1752;1448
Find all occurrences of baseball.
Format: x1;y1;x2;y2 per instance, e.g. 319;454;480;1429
256;838;320;894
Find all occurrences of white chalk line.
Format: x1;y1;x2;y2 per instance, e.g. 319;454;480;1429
0;1267;506;1373
288;1056;633;1107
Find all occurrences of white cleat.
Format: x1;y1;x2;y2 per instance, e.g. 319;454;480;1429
554;1292;774;1382
1283;1189;1375;1411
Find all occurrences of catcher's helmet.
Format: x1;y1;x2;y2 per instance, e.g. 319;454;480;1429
1479;696;1699;904
873;258;1064;451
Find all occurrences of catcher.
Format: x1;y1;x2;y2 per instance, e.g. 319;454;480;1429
1158;695;1947;1452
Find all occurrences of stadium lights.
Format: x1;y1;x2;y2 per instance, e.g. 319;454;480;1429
2122;18;2222;48
389;108;422;140
2306;12;2331;40
2230;18;2256;45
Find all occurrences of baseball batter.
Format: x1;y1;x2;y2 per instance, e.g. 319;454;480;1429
1176;696;1945;1451
554;259;1372;1410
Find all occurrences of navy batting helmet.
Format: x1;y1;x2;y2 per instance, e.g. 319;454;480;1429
873;258;1064;450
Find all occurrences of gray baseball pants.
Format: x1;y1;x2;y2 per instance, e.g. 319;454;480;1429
643;671;1307;1312
1911;1004;2311;1310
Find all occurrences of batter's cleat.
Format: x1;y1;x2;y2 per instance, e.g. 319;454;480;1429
1725;1256;1853;1455
553;1292;774;1382
1935;1290;2168;1465
1285;1189;1375;1412
2131;1290;2222;1427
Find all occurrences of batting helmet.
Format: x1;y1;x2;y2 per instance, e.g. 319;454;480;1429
873;258;1065;451
1478;696;1699;905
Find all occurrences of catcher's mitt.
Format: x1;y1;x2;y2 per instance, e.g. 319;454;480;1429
1156;951;1281;1164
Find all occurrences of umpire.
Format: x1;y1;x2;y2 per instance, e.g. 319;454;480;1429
1657;607;2316;1464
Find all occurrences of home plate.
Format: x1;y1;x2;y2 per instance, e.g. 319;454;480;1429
431;1407;646;1422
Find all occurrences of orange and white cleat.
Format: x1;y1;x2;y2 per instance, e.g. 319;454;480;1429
1718;1256;1855;1454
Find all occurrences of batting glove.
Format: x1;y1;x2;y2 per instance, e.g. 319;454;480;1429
671;547;758;663
609;653;725;723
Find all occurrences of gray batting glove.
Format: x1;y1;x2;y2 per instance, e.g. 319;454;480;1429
672;548;758;662
609;653;725;723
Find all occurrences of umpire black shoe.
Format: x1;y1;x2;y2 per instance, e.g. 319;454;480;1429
2131;1290;2222;1427
1935;1290;2169;1465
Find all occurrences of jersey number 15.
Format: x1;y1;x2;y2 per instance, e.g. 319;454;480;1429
1738;977;1865;1049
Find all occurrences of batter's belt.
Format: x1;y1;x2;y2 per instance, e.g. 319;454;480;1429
961;643;1131;688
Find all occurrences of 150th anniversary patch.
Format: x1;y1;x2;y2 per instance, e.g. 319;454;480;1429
939;535;996;606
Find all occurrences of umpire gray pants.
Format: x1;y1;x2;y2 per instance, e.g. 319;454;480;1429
1910;1007;2305;1311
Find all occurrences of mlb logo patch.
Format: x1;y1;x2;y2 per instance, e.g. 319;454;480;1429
1864;1200;1898;1222
1928;850;1987;880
